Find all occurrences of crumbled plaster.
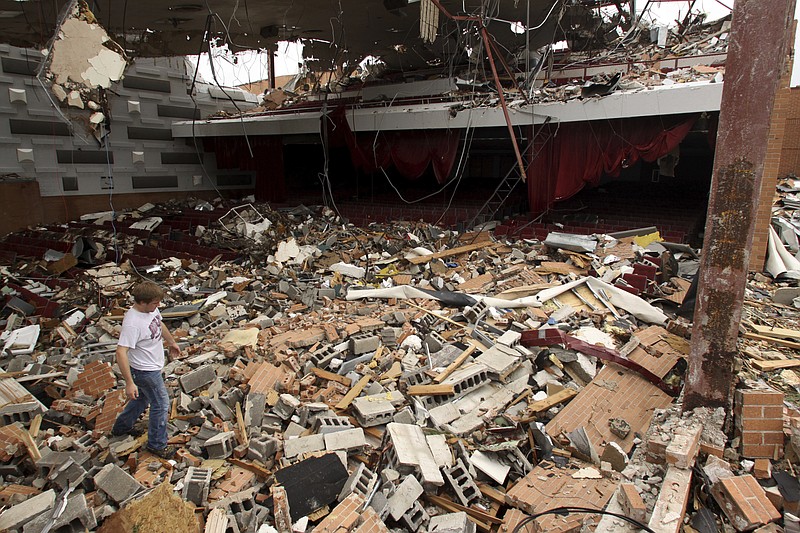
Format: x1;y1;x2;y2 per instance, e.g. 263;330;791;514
49;18;125;88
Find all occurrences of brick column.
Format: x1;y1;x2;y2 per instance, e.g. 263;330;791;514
750;24;797;271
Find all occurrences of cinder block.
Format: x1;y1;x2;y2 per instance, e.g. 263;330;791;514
442;459;481;507
388;475;424;520
93;463;142;503
429;511;475;533
182;466;213;505
0;489;55;531
204;431;235;459
179;365;216;393
324;428;366;453
350;333;380;355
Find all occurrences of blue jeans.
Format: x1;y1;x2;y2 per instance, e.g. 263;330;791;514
111;368;169;450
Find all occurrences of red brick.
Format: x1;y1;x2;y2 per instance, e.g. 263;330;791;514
352;507;390;533
712;475;780;531
312;493;364;533
93;389;127;437
753;459;772;480
618;483;647;523
70;360;116;399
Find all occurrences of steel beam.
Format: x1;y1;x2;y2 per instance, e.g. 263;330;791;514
684;0;796;411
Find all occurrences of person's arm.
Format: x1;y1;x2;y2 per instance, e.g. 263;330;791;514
116;345;139;399
161;322;181;360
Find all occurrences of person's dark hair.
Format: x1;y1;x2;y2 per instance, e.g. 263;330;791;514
131;281;164;304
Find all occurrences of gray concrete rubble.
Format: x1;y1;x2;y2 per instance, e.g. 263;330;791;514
0;189;797;533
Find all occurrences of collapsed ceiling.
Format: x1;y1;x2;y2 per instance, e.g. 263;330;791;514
0;0;633;74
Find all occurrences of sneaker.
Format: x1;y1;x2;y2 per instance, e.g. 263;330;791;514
145;445;176;460
111;426;144;438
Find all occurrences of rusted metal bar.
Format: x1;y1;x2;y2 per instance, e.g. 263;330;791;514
484;32;530;105
481;26;528;182
684;0;796;411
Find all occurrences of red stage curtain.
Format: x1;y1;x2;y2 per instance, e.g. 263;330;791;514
329;107;461;184
527;114;698;213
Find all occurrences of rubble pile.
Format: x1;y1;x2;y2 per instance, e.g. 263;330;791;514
0;195;799;533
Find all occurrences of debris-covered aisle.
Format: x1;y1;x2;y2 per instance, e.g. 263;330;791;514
1;192;800;533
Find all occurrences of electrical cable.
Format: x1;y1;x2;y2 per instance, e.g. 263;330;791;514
511;506;656;533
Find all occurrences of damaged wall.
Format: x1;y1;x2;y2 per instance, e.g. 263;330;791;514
0;45;259;235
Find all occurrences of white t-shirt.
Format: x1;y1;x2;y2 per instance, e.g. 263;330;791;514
118;308;165;371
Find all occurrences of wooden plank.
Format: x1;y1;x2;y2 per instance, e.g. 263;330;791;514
6;424;41;462
425;495;493;532
752;325;800;342
534;262;585;275
311;367;352;387
407;384;456;396
477;482;507;505
406;302;464;329
520;389;578;421
434;342;479;384
28;414;41;438
750;358;800;371
205;507;228;533
228;458;272;479
407;242;495;265
334;375;370;411
235;402;248;446
744;332;800;350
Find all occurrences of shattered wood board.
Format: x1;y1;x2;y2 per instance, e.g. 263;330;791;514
546;364;673;455
505;462;617;532
0;378;35;407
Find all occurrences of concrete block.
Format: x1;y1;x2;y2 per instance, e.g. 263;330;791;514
400;499;429;531
283;434;325;458
429;512;475;533
350;333;380;355
0;489;55;531
316;416;354;434
352;391;405;427
23;493;95;533
324;428;366;453
182;466;213;505
474;345;520;382
274;393;301;420
93;463;142;503
204;431;236;459
386;423;444;488
338;463;377;502
179;365;216;393
388;475;424;520
442;459;481;507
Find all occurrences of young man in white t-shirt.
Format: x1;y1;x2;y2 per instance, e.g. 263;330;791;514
111;281;181;459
